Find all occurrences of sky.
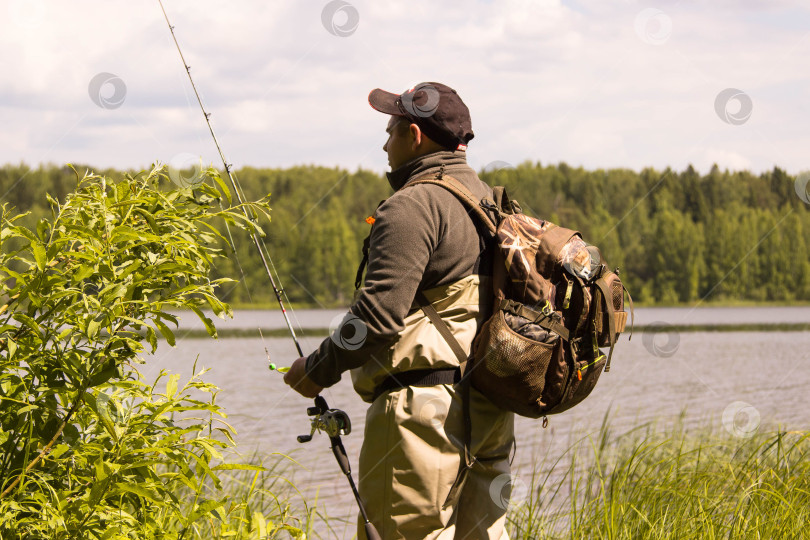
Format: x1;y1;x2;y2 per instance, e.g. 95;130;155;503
1;0;809;177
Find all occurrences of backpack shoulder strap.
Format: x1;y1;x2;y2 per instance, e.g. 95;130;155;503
407;175;497;235
354;199;387;290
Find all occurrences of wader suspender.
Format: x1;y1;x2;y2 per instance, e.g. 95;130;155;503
414;291;475;509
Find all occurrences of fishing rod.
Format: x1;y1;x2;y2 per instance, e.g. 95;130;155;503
156;4;380;538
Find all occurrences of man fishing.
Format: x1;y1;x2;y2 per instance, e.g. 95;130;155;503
285;82;514;539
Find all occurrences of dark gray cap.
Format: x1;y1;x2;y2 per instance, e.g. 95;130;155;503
368;82;474;151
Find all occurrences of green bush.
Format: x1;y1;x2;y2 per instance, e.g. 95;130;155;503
0;166;306;538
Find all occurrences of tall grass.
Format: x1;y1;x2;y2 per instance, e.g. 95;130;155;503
508;416;810;539
184;450;316;539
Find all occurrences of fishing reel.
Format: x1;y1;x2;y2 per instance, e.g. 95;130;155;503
297;396;351;443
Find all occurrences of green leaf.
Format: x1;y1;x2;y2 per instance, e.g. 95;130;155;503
154;320;175;346
95;456;108;481
110;225;147;243
166;373;179;398
146;326;157;353
88;357;118;387
85;391;118;442
157;312;179;326
253;511;267;537
87;317;102;339
211;463;266;472
115;483;161;503
49;443;70;459
12;313;42;338
62;423;80;445
213;427;236;446
73;264;96;282
133;208;160;234
189;306;217;338
45;192;59;208
32;241;46;272
188;498;224;523
117;259;142;280
211;172;232;205
13;224;38;242
16;404;38;415
204;295;230;320
36;219;50;241
99;282;127;303
193;439;223;461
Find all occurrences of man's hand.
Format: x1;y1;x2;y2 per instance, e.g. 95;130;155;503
283;356;324;398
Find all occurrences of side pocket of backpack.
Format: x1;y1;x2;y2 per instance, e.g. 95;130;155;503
594;269;626;347
544;350;606;415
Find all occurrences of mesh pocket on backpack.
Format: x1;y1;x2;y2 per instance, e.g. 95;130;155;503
471;310;564;418
611;278;623;311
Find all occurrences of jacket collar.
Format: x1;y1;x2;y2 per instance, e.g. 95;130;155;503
386;150;468;191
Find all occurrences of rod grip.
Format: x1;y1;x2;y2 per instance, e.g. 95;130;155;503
364;522;382;540
331;437;351;475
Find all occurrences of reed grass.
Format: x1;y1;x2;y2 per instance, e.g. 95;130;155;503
507;415;810;539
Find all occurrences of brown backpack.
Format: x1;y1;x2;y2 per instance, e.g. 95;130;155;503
410;175;633;419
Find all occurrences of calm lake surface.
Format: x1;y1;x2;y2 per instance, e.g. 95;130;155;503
171;305;810;331
145;307;810;538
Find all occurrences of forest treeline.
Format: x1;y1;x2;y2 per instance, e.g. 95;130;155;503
1;161;808;306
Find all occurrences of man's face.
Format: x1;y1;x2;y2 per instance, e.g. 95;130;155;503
383;115;413;171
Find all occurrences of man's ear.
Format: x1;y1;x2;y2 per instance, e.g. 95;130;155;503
409;123;423;149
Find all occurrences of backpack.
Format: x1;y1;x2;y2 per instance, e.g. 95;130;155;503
409;174;633;420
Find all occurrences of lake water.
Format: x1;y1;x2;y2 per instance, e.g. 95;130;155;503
144;307;810;538
171;305;810;332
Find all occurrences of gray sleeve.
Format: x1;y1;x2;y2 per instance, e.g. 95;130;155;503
304;189;439;387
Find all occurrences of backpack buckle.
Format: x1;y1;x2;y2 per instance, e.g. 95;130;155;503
480;198;498;212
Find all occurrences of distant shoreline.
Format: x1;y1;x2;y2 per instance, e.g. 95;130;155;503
168;322;810;340
221;300;810;311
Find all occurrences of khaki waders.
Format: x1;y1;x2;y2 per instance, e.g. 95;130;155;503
357;384;513;539
351;276;516;539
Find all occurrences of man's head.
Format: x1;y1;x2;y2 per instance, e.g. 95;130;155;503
381;114;447;171
369;82;474;170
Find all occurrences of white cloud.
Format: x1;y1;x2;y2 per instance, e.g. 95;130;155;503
0;0;808;178
699;149;753;173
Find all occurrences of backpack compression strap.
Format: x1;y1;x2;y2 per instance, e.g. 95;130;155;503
499;298;570;341
594;277;617;372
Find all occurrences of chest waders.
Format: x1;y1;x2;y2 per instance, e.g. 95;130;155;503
157;3;380;538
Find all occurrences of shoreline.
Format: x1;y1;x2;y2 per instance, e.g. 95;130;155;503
169;322;810;340
220;300;810;311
